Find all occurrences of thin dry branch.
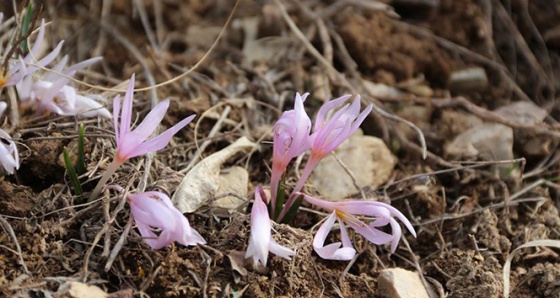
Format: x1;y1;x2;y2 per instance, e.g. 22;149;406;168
275;0;428;160
432;97;560;139
0;215;30;275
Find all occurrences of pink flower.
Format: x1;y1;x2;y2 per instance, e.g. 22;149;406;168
0;19;63;88
301;193;416;260
270;92;311;214
113;73;195;163
293;95;372;194
89;74;195;200
245;186;294;266
127;191;205;249
0;102;18;174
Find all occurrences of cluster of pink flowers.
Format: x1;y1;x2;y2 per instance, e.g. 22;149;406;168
0;11;202;249
245;93;416;265
0;10;415;267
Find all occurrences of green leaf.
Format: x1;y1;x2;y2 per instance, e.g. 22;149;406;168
273;175;286;221
20;2;35;53
76;124;86;176
63;147;83;198
280;194;303;224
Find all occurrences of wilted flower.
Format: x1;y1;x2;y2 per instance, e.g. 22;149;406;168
0;19;63;88
301;193;416;260
127;191;205;249
0;102;18;174
17;56;110;118
270;92;311;214
292;95;372;194
245;186;294;267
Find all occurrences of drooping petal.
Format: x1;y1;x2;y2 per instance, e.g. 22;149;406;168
72;94;111;118
388;218;403;253
269;237;294;260
338;211;393;245
127;191;205;249
301;193;415;254
312;211;356;260
0;129;18;175
245;187;272;266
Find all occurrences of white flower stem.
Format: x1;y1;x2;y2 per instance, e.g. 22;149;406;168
89;159;122;201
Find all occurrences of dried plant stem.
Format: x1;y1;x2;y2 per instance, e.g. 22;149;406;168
0;215;30;275
89;159;121;201
7;85;19;129
275;0;427;159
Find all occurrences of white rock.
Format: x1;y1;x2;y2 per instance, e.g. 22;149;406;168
211;166;249;215
309;129;397;201
173;137;257;213
494;101;547;125
445;123;513;161
56;282;108;298
378;268;431;298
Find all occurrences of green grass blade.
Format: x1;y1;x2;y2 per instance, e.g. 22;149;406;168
63;147;83;198
76;124;86;176
20;2;35;53
273;175;286;221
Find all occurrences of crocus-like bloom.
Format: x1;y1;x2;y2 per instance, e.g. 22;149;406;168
277;94;373;222
89;73;196;200
113;73;195;163
245;186;294;266
292;95;372;194
0;19;63;88
0;102;18;174
127;191;205;249
301;193;416;261
270;92;311;214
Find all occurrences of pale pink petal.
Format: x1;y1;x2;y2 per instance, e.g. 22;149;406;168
63;57;103;75
119;75;135;139
314;94;352;131
25;41;64;74
128;191;205;249
122;114;195;160
5;59;27;87
129;99;170;141
72;94;111;118
25;19;47;63
269;237;294;260
270;92;312;207
0;132;18;175
245;187;272;266
388;218;403;253
313;211;356;260
113;95;121;143
348;218;393;245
